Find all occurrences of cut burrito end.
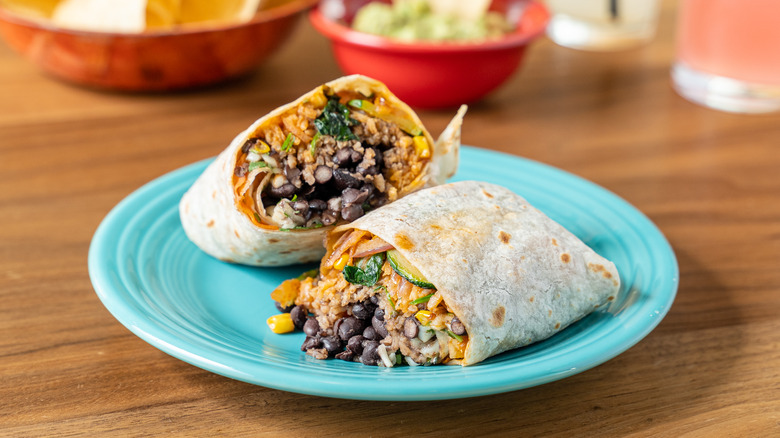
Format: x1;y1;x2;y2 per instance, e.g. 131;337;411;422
180;75;466;266
271;229;470;366
268;181;621;366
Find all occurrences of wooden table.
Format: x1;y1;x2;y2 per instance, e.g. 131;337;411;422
2;1;779;436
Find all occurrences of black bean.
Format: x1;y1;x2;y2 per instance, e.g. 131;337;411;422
268;183;296;198
333;168;361;190
341;204;364;222
234;163;248;177
357;165;378;176
284;166;301;184
369;295;379;305
373;148;384;168
338;316;364;341
335;350;354;361
360;340;380;366
450;316;466;335
374;307;385;320
333;318;343;338
321;211;337;226
350;149;363;163
241;138;258;153
301;335;321;351
299;184;316;197
333;148;353;166
352;302;371;320
274;301;294;313
403;317;419;338
290;306;307;329
292;200;309;217
341;187;370;206
372;315;388;339
322;336;343;356
308;199;327;211
347;335;365;354
362;326;377;341
313;165;333;184
303;317;320;337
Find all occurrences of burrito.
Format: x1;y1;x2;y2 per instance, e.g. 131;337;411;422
268;181;621;366
180;75;466;266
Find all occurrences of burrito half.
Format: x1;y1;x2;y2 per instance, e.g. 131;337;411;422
180;75;466;266
268;181;620;366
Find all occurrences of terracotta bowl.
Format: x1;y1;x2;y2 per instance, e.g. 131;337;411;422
309;0;550;108
0;0;318;91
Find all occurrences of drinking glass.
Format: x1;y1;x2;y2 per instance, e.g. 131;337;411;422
671;0;780;113
546;0;660;50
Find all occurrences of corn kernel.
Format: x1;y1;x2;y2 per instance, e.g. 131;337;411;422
333;253;350;271
448;337;466;359
415;310;433;325
413;136;431;158
267;313;295;334
310;90;327;107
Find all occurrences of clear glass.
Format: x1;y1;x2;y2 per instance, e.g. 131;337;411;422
672;0;780;113
546;0;660;51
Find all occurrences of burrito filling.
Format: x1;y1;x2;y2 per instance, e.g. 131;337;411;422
269;229;469;366
232;88;431;231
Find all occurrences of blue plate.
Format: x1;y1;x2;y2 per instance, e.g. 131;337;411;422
88;146;678;401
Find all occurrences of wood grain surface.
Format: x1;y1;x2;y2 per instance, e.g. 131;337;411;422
2;1;779;436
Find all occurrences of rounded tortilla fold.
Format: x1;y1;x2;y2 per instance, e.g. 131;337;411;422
330;180;621;365
179;75;465;266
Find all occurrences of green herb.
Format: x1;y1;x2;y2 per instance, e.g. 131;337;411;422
446;329;463;342
343;252;385;286
309;132;321;156
248;161;268;171
395;353;403;365
386;292;396;311
291;194;297;202
279;222;325;231
297;268;319;280
281;133;296;152
411;293;435;305
314;98;358;141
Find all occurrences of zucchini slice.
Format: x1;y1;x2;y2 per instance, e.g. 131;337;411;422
386;249;435;289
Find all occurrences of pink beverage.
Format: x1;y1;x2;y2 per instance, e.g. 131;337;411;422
672;0;780;113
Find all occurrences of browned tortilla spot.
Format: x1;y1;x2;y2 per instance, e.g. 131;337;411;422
499;231;511;244
268;238;280;243
560;253;571;263
395;233;414;250
548;309;552;317
529;296;535;303
206;219;215;228
608;295;615;301
603;271;612;279
551;238;558;246
490;306;505;327
554;322;561;330
234;230;241;238
588;263;605;273
211;190;217;199
482;189;494;198
430;224;442;230
280;250;292;255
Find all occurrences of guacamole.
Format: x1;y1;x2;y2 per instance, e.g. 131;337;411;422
352;0;513;42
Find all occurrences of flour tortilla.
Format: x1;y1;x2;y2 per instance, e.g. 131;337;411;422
179;75;464;266
330;180;620;365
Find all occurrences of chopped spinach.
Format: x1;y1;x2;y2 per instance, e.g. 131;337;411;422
343;252;385;286
314;98;358;141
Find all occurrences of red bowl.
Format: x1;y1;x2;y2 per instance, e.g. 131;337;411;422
309;0;549;108
0;0;318;91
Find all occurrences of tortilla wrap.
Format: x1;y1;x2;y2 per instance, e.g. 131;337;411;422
278;181;620;366
179;75;465;266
